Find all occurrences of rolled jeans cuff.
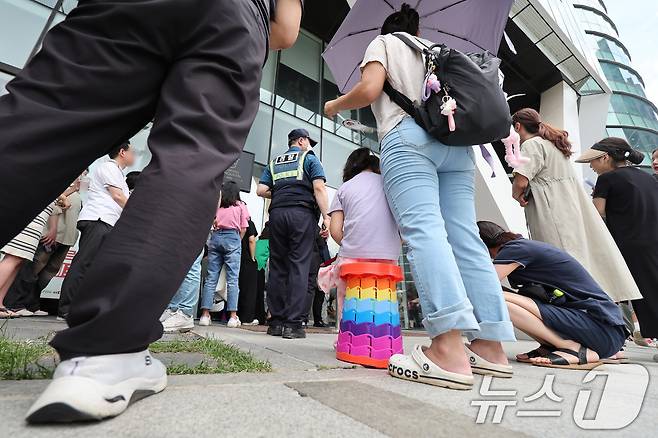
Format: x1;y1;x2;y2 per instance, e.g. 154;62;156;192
169;307;194;318
464;321;517;342
422;299;480;339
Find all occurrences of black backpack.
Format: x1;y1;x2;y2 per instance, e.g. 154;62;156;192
383;33;512;146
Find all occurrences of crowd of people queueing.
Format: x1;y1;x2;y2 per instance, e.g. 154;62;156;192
2;0;658;425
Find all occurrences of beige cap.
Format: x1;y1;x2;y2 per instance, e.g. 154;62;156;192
575;147;607;163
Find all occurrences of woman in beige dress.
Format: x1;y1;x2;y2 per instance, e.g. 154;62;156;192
510;108;641;304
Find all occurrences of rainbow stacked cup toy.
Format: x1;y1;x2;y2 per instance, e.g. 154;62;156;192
336;262;404;368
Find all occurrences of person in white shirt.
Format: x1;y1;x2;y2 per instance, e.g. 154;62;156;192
58;143;134;319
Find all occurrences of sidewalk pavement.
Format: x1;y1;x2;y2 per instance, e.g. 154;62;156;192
1;317;657;437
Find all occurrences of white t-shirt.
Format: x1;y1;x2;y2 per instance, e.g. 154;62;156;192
78;160;129;226
360;33;434;140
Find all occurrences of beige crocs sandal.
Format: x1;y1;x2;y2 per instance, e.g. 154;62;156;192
388;344;474;390
465;345;513;378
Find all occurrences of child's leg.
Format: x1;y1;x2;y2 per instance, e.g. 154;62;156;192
0;255;25;307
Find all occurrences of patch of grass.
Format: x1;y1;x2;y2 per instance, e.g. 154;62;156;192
0;335;53;380
151;338;272;374
0;327;270;380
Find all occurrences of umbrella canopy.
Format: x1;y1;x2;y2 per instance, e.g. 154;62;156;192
323;0;514;93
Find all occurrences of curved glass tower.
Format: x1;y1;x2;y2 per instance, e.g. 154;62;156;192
573;0;658;162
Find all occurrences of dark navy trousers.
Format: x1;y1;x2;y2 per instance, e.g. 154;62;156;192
267;206;317;328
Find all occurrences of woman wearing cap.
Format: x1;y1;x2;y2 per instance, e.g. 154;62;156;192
510;108;641;305
477;221;627;369
652;148;658;181
576;137;658;344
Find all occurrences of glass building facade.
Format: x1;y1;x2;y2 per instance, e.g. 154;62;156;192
0;1;379;189
573;0;658;161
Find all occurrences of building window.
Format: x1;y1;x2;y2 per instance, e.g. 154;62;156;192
259;52;277;105
608;94;658;132
271;109;321;162
0;0;54;69
0;71;13;95
244;105;274;165
588;34;631;65
600;62;646;97
275;31;322;127
574;7;617;37
320;131;360;188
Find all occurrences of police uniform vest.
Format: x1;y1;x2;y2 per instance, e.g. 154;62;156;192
269;149;316;210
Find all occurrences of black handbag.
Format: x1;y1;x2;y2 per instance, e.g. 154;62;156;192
383;33;512;146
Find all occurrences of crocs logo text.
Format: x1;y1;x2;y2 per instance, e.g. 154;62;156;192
388;364;419;380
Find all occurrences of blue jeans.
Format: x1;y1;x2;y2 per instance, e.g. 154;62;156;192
201;229;242;312
381;117;515;342
168;251;203;317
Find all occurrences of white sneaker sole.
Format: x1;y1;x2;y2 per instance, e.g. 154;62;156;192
26;373;167;423
163;323;194;333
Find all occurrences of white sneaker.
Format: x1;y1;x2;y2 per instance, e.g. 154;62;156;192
56;316;66;322
227;316;241;328
159;308;174;323
25;349;166;424
14;309;34;317
198;315;211;326
32;310;49;317
243;319;259;326
161;311;194;333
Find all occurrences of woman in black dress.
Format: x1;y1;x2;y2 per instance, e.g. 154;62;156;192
237;219;260;325
577;137;658;340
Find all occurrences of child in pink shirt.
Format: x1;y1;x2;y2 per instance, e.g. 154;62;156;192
319;148;401;325
200;181;249;328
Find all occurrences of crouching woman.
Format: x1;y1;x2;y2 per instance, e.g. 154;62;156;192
477;221;627;369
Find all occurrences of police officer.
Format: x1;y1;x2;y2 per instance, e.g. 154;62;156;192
257;128;330;339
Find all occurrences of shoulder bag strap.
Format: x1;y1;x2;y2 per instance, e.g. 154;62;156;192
382;33;427;116
383;81;416;116
391;32;427;53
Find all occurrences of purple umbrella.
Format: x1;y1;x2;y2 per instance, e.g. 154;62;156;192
323;0;514;93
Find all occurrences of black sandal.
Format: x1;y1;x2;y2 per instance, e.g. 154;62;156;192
532;346;602;370
516;345;554;363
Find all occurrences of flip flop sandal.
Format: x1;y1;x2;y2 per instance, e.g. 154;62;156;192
465;345;513;378
516;345;554;363
0;307;16;319
388;344;474;390
532;346;602;370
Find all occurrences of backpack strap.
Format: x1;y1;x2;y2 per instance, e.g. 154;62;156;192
391;32;428;53
382;34;427;117
383;81;415;116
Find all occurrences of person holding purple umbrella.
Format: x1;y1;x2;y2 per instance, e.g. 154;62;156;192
325;4;514;390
